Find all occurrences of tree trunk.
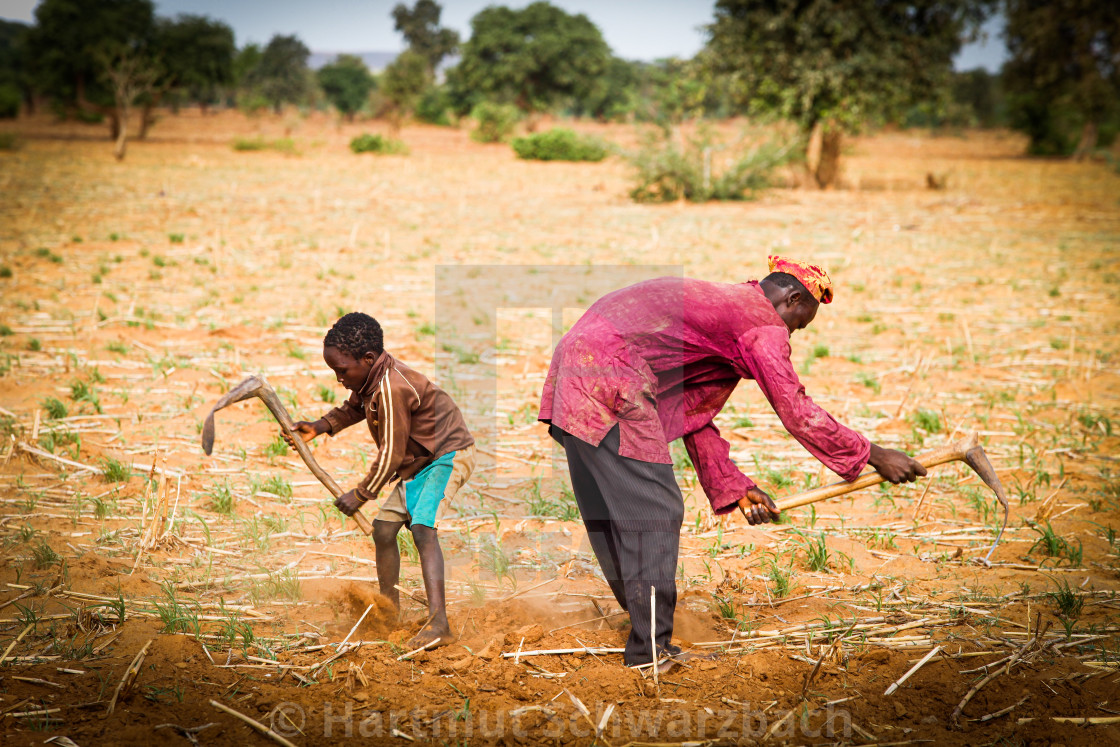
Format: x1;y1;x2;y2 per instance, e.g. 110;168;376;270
1073;121;1098;161
138;102;154;140
805;121;823;180
815;128;842;189
113;104;128;161
108;111;121;141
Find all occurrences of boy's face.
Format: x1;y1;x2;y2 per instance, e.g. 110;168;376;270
323;345;375;392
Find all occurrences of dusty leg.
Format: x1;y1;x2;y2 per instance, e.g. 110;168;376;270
409;524;451;645
373;519;406;611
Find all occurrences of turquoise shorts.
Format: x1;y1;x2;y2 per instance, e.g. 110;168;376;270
376;445;475;528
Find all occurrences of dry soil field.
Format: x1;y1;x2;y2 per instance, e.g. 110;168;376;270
0;110;1119;746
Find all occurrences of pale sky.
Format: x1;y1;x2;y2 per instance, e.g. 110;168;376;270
1;0;1008;69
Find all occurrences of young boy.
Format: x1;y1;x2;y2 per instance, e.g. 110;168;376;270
284;312;475;647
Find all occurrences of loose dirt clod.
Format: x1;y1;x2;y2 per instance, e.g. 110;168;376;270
336;583;397;637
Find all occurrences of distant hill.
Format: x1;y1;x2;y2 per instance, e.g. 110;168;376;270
309;51;399;72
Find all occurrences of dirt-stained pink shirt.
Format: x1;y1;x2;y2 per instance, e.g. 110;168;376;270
538;277;870;515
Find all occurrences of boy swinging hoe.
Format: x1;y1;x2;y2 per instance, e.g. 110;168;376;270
283;312;476;648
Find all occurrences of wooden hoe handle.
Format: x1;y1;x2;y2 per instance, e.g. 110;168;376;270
202;374;374;536
772;432;1010;563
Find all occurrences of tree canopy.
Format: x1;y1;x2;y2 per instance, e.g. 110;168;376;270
392;0;459;75
317;54;375;120
246;34;311;114
155;14;235;109
452;1;611;117
0;20;28;117
702;0;992;186
1003;0;1120;156
703;0;992;132
25;0;156;112
380;50;430;128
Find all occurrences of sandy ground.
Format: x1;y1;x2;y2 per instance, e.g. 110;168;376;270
0;109;1118;745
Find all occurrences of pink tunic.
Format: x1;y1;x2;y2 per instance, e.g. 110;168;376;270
538;277;870;515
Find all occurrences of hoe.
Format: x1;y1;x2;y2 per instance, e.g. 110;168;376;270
766;432;1010;563
201;374;374;535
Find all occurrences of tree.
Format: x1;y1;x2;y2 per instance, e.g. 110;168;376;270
0;20;29;117
380;50;429;130
317;55;375;121
1003;0;1119;158
155;14;235;113
247;34;310;114
392;0;459;76
572;56;639;122
24;0;156;137
702;0;993;187
452;1;611;123
952;68;1004;128
98;44;161;160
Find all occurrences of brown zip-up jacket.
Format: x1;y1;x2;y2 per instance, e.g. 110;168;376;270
321;353;474;503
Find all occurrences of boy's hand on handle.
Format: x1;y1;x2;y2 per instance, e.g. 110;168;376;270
738;486;780;525
281;419;327;450
334;489;364;517
868;442;927;484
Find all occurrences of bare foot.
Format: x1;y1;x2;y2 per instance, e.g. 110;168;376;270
407;623;453;650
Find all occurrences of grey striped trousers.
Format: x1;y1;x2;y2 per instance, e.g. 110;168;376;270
551;425;684;666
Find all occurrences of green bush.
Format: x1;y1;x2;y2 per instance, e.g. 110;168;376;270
0;84;20;119
237;92;270;116
232;137;299;154
624;129;800;203
232;137;267;151
73;108;104;124
415;86;454;127
470;102;521;144
511;128;608;162
349;133;409;155
0;132;18;151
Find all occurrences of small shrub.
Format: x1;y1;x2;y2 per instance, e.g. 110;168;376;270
100;457;131;483
262;475;292;500
32;541;60;569
208;482;235;515
1047;577;1084;621
415;86;453;126
910;409;942;433
349;133;409;155
232;137;299;154
800;532;831;572
0;83;21;119
233;137;267;151
0;132;19;150
0;265;11;278
269;137;298;155
42;397;67;420
512;128;608;162
34;247;60;264
263;435;289;458
470;102;521;144
624;128;800;203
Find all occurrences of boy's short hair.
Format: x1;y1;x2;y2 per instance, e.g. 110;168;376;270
324;312;384;359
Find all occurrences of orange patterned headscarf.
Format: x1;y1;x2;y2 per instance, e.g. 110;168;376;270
767;255;834;304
